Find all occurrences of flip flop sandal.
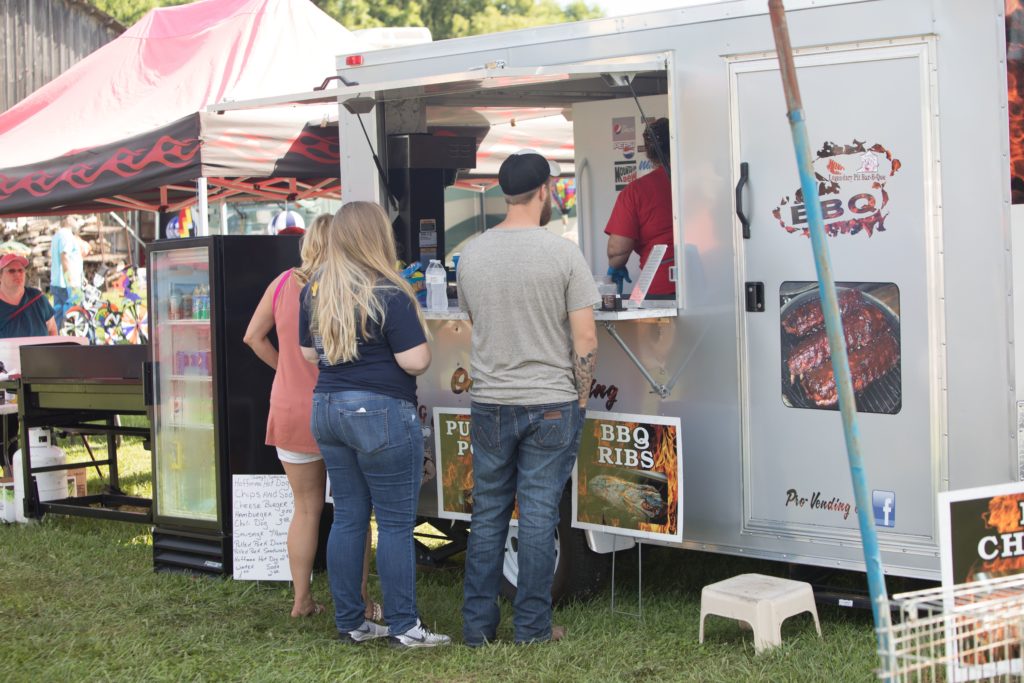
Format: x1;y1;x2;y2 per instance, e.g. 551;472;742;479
365;600;384;623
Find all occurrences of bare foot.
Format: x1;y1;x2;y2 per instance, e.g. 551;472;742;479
291;601;325;618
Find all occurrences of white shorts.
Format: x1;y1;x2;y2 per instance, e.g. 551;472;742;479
276;447;322;465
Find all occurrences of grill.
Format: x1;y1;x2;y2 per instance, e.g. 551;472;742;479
779;285;902;415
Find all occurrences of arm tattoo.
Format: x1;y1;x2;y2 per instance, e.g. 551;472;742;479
573;349;597;405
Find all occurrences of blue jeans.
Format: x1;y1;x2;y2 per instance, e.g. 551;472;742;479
311;390;422;635
52;286;71;328
462;400;583;645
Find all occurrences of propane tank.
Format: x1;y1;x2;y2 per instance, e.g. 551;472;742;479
12;428;67;523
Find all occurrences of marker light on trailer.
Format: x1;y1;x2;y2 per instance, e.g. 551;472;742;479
345;55;364;66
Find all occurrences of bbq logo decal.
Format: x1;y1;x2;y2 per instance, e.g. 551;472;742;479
572;412;683;543
771;139;902;238
779;282;902;415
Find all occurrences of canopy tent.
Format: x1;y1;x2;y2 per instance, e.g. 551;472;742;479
0;0;359;218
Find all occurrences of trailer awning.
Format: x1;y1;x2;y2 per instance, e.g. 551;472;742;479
210;55;669;114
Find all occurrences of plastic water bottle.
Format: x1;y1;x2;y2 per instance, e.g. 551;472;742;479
425;260;447;312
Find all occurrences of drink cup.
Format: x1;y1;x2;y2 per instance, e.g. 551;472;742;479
598;282;622;311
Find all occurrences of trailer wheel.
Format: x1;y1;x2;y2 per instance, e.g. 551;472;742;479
498;489;609;604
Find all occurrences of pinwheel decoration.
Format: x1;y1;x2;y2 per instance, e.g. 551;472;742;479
552;177;576;216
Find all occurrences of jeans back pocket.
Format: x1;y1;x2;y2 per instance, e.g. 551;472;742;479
338;408;391;455
529;405;574;449
470;403;501;453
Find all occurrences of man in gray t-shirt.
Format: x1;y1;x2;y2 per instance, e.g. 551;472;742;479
458;150;599;646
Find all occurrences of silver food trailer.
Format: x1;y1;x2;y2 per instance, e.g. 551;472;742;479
214;0;1019;594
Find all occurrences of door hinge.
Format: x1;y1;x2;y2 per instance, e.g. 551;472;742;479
745;282;765;312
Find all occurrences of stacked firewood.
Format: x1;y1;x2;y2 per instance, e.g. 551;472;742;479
1;215;132;290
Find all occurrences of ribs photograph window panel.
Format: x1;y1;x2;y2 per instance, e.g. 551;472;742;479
778;281;902;415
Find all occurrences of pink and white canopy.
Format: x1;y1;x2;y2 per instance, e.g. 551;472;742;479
0;0;362;217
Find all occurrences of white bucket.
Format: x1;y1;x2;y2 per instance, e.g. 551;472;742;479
12;429;67;523
0;482;15;523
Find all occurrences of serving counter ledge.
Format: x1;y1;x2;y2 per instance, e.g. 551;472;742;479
422;304;678;322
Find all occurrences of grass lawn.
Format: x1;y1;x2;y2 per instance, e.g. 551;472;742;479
0;433;884;682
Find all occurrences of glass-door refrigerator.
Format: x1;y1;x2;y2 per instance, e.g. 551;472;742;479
148;235;300;574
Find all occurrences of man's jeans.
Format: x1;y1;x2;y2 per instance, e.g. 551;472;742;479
51;286;71;329
462;400;583;645
311;390;422;636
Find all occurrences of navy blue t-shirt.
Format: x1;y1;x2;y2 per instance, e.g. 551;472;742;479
298;282;426;405
0;287;54;338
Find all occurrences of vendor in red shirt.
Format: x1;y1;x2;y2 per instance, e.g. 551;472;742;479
604;117;675;298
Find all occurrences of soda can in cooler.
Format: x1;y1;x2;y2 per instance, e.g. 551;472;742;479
203;351;212;376
174;351;186;376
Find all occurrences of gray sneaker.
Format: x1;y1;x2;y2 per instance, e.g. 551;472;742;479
339;619;389;644
388;619;452;648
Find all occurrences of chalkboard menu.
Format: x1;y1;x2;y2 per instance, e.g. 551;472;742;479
232;475;292;581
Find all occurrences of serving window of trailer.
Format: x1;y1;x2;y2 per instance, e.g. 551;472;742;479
352;54;680;307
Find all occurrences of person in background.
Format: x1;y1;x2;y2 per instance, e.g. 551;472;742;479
0;251;54;465
0;253;56;338
605;117;675;298
457;150;599;645
299;202;450;648
244;216;381;621
50;215;90;330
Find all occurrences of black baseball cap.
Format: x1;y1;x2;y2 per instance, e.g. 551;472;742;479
498;149;561;195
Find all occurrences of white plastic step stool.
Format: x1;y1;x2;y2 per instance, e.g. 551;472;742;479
699;573;821;653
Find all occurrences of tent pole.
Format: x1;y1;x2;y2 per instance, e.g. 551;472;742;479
196;177;209;237
220;201;228;236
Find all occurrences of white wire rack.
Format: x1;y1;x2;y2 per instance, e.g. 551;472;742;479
877;573;1024;681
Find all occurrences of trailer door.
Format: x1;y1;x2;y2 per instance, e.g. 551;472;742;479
730;40;943;553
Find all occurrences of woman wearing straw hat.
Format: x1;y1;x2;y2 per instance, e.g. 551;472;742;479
0;253;56;338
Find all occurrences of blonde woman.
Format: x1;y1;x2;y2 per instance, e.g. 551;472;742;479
244;214;379;621
299;202;451;648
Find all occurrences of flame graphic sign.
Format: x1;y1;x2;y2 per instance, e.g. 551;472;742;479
572;412;682;542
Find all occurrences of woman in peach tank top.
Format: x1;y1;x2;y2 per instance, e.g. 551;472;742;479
245;215;378;620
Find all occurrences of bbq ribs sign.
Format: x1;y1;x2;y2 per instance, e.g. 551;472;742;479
572;412;683;543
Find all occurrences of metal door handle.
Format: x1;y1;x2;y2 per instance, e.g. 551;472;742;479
736;161;750;239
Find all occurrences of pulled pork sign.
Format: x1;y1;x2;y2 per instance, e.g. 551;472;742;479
939;482;1024;587
434;408;474;521
572;412;682;542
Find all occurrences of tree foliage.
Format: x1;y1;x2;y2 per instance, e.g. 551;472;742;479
318;1;604;40
92;1;603;39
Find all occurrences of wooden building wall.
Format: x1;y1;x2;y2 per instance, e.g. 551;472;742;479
1;0;123;113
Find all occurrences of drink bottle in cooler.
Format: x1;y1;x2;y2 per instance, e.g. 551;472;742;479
425;260;447;312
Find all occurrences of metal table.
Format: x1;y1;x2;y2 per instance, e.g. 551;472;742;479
17;344;152;523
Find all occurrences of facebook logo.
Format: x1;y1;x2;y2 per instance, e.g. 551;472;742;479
872;490;896;528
